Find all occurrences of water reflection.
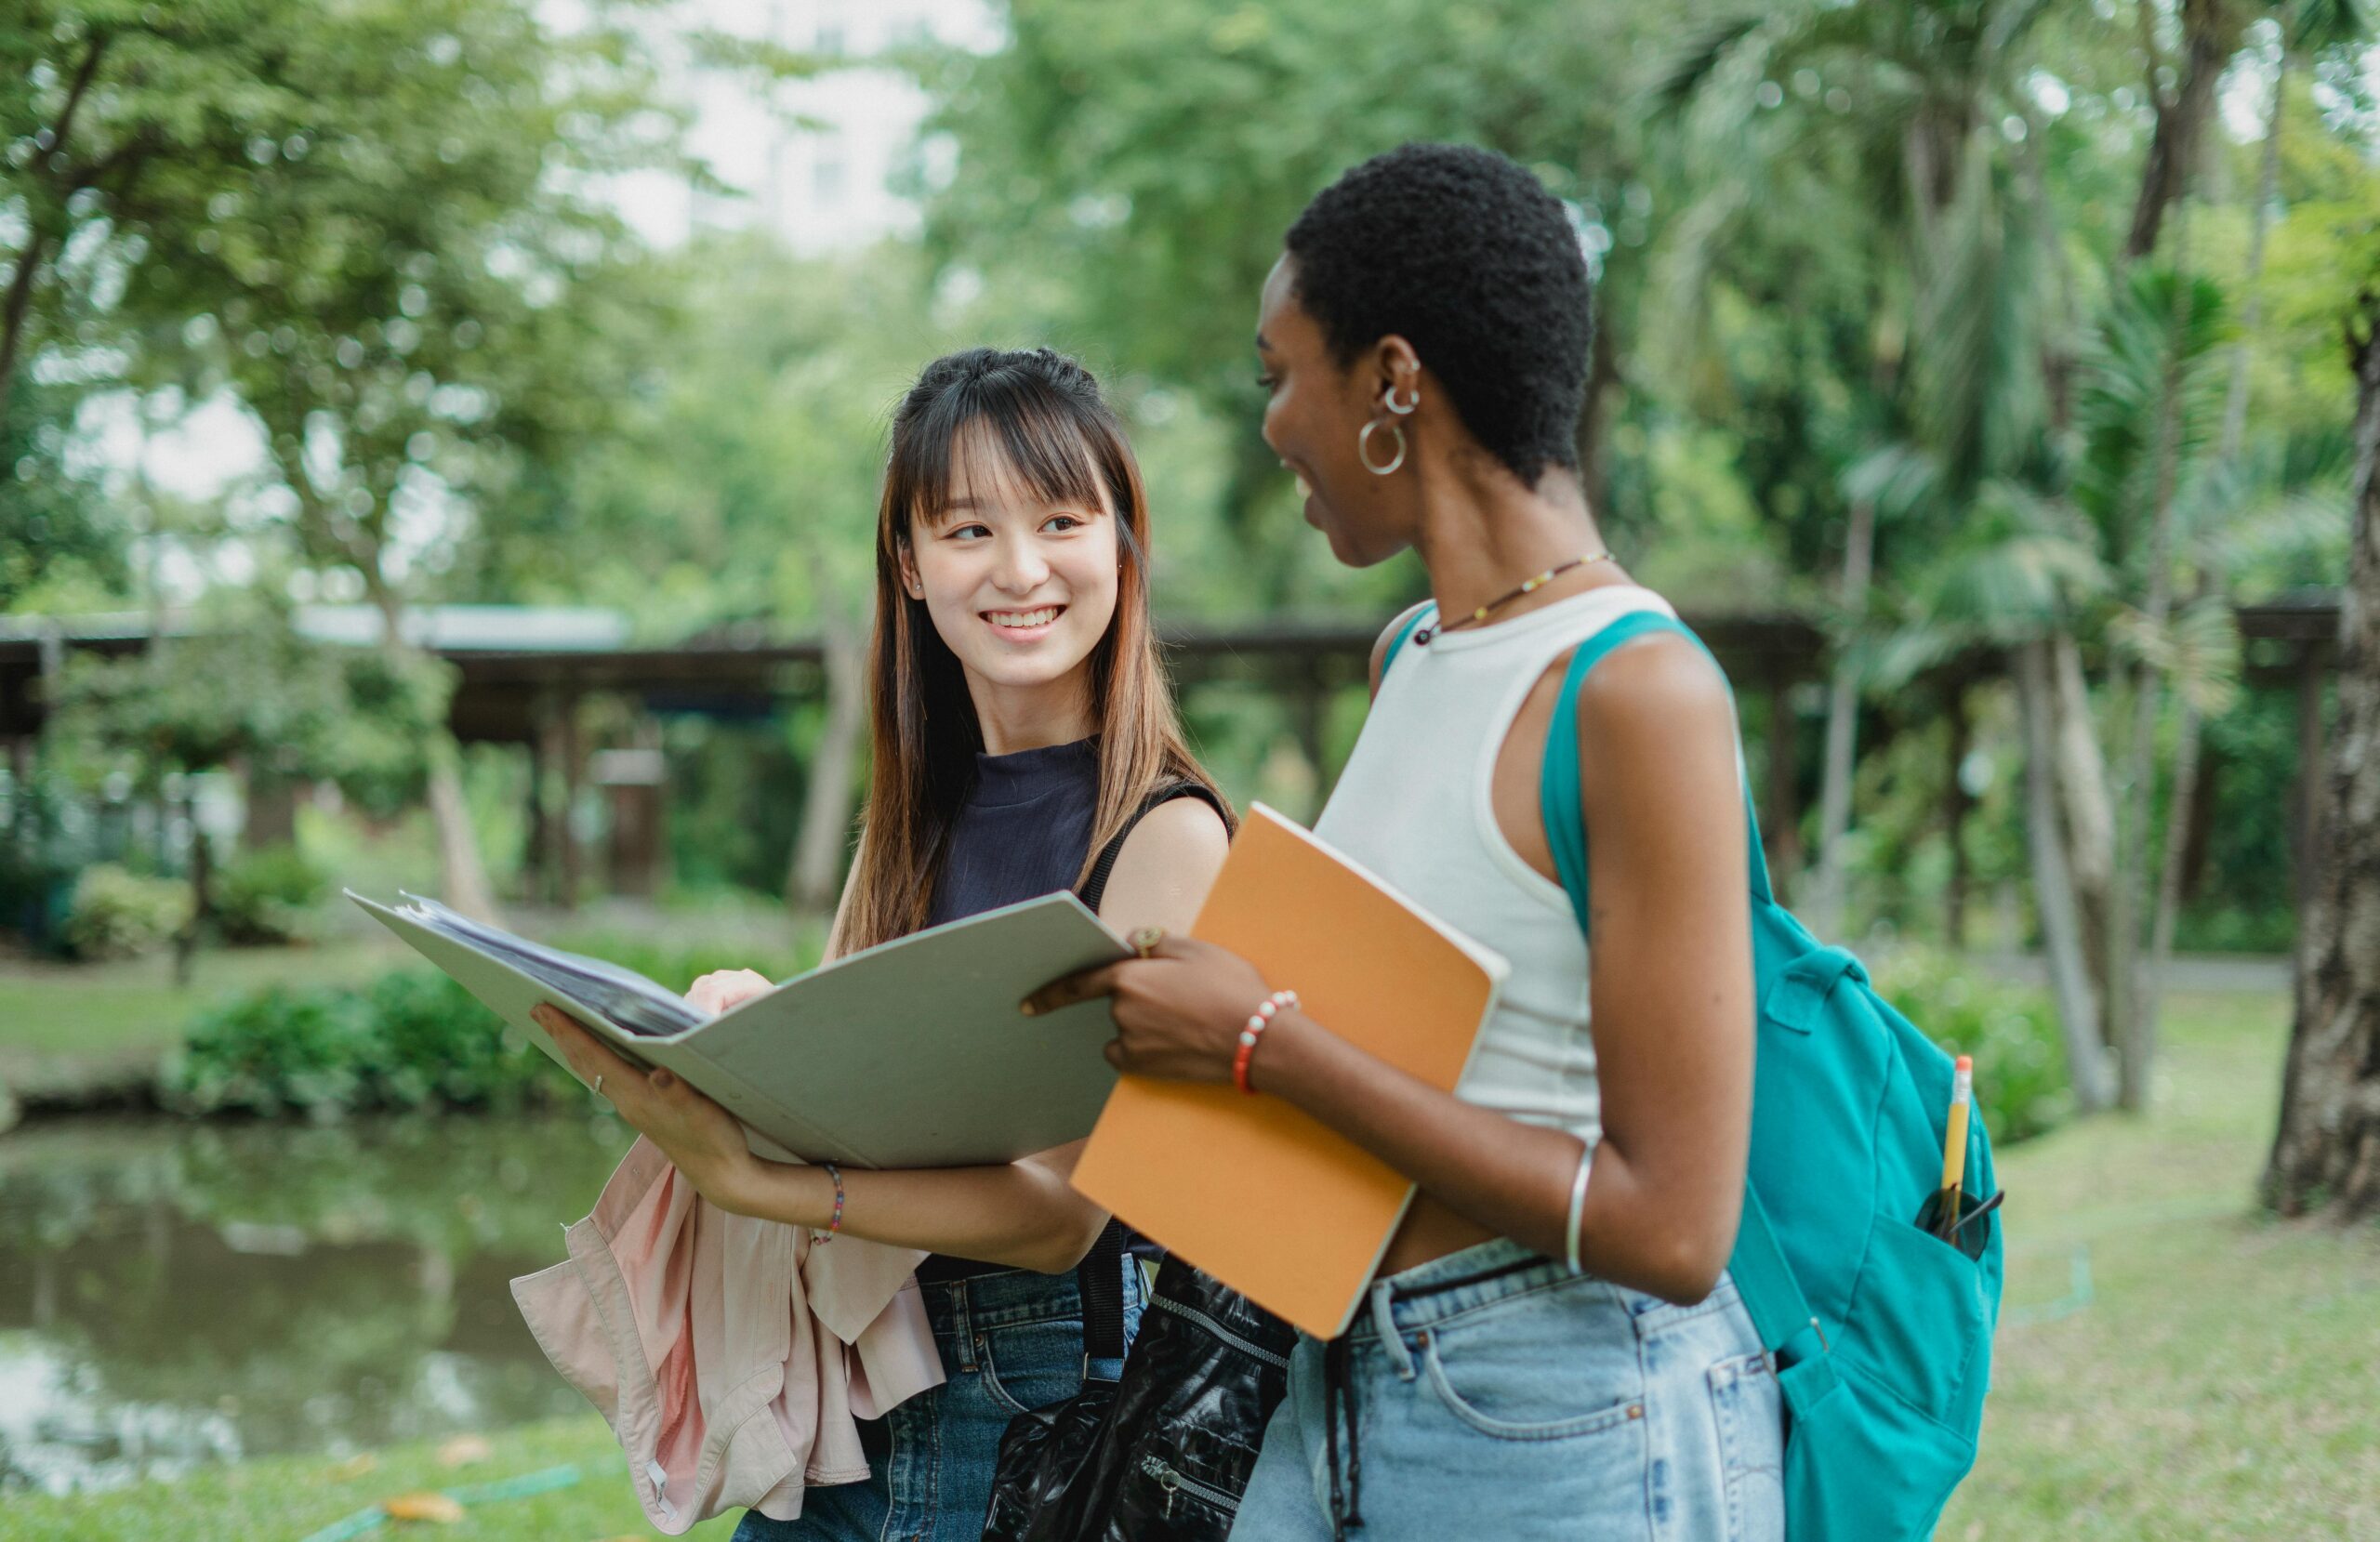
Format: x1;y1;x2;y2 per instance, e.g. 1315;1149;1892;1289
0;1112;634;1494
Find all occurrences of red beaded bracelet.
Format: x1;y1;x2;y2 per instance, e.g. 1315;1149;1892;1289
1233;990;1300;1095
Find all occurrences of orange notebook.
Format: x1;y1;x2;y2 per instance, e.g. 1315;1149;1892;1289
1070;803;1509;1337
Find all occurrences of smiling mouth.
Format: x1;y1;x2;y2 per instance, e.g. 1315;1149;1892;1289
983;605;1064;629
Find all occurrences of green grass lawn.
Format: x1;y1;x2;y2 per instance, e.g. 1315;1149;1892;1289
1938;989;2380;1538
6;986;2373;1539
0;1416;738;1541
0;939;406;1087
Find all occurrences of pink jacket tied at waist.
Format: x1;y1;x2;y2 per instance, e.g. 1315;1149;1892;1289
511;1136;945;1534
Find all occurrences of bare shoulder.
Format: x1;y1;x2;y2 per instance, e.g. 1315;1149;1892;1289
1120;795;1231;863
1099;794;1232;933
1368;600;1436;698
1571;630;1736;752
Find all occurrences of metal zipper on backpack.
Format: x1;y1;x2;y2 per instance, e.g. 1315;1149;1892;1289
1139;1453;1241;1520
1146;1292;1292;1369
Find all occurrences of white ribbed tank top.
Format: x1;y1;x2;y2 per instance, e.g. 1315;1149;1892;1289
1314;584;1682;1146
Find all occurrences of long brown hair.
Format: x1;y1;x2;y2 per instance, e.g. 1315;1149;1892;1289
829;347;1231;957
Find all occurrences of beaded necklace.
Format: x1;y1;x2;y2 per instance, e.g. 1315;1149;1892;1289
1410;551;1615;646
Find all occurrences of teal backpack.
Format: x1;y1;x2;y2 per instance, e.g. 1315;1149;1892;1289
1387;601;2002;1541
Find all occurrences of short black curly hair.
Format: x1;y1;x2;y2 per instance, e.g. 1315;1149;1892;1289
1285;143;1593;488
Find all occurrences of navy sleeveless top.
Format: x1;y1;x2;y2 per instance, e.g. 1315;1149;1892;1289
926;738;1104;929
915;737;1222;1283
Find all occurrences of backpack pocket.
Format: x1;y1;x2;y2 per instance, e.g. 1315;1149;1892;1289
1844;1217;1990;1428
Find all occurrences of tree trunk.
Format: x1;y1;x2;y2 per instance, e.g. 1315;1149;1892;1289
426;732;500;923
1575;299;1621;518
2113;201;2198;1112
1808;497;1876;940
172;794;211;989
2220;49;2288;458
2050;632;2117;1022
1944;678;1972;950
787;621;867;916
2143;697;2205;1034
0;229;50;426
2016;639;2113;1113
2124;0;2242;261
2264;287;2380;1219
368;586;499;923
0;36;112;421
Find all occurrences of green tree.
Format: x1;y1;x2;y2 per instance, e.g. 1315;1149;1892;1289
918;0;1672;601
560;236;953;913
102;0;677;919
2265;274;2380;1221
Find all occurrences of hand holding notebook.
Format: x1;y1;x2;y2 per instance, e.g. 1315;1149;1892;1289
1063;804;1511;1338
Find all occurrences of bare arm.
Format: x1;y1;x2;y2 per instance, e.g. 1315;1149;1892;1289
1027;636;1753;1302
536;796;1231;1275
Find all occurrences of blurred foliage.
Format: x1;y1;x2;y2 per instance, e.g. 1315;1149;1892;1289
170;927;815;1116
212;841;328;945
1875;947;2071;1147
51;588;451;811
0;381;120;610
173;971;557;1116
61;860;192;959
7;0;2376;960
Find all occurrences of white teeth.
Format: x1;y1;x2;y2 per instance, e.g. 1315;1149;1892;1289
987;607;1060;628
1295;474;1312;498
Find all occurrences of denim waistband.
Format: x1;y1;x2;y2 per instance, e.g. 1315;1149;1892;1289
1345;1237;1583;1342
917;1264;1091;1334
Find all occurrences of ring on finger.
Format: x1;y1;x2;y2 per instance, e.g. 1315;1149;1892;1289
1130;926;1166;958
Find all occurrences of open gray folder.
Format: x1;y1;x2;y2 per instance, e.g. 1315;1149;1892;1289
347;890;1130;1168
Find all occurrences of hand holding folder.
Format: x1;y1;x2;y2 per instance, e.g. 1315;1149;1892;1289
1067;804;1511;1338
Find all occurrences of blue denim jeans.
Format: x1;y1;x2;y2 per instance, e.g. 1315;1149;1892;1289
1228;1240;1783;1541
734;1255;1144;1542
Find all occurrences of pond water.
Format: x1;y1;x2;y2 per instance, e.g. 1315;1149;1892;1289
0;1111;638;1495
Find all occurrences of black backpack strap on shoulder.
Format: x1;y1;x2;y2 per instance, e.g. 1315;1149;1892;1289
1077;1217;1130;1382
1076;779;1227;915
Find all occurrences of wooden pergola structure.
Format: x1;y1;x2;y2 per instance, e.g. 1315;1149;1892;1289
0;593;2342;908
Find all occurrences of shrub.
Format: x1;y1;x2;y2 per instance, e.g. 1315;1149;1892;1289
169;932;810;1117
363;968;562;1108
175;984;381;1114
1871;947;2071;1147
175;969;572;1115
62;863;192;960
213;845;330;946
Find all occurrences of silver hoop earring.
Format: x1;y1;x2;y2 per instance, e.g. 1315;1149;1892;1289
1383;382;1419;415
1358;416;1407;475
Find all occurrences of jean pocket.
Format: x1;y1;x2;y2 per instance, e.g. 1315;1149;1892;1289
1419;1317;1645;1443
1629;1272;1744;1339
978;1318;1087;1417
1707;1351;1785;1542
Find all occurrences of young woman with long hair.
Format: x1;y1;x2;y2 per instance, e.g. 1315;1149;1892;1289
1026;144;1786;1540
538;346;1234;1542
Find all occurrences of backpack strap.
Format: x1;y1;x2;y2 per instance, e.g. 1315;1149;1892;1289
1539;612;1834;1388
1538;609;1776;934
1380;602;1437;679
1731;1186;1840;1414
1077;1216;1131;1383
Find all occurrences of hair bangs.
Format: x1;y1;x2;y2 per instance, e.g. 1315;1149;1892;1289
898;370;1114;531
